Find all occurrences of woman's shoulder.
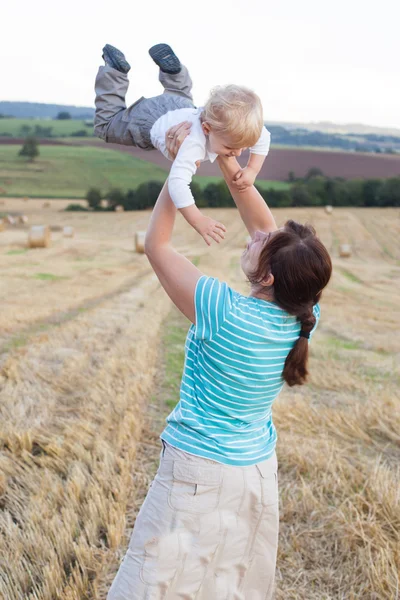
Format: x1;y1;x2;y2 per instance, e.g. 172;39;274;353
235;290;294;318
199;277;295;323
196;275;234;300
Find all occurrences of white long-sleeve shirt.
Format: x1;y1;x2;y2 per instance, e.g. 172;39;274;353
150;107;271;209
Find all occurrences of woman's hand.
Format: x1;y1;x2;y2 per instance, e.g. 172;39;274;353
165;121;192;160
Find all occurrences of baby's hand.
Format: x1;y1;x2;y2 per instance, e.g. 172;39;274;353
232;166;257;192
193;214;226;246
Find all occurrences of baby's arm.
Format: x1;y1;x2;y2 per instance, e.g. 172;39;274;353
232;127;271;192
168;137;226;245
180;205;226;246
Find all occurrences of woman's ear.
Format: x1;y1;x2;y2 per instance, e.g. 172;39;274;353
202;121;211;136
261;273;274;287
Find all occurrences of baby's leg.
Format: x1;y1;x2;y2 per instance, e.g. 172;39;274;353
159;65;193;102
94;65;132;143
149;43;193;102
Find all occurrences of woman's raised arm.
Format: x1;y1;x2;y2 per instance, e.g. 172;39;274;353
144;180;203;324
164;122;277;238
217;155;277;237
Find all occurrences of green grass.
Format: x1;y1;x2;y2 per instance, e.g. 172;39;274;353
159;259;199;412
6;249;28;255
0;118;94;138
33;273;69;281
325;335;364;351
2;335;29;352
361;365;397;382
340;268;363;284
163;319;187;410
0;144;289;198
0;145;168;198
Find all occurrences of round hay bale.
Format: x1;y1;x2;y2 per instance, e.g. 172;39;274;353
5;215;16;226
19;215;28;224
100;199;109;209
28;225;51;248
23;197;29;202
0;219;5;232
339;244;352;258
325;205;333;214
63;226;74;238
0;200;5;205
135;231;146;254
115;205;124;212
42;201;51;209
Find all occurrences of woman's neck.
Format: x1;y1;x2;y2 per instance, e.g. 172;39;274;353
249;284;275;303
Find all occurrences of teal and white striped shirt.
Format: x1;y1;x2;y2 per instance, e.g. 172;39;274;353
161;276;320;466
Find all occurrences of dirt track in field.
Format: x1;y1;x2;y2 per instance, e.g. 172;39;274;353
81;139;400;181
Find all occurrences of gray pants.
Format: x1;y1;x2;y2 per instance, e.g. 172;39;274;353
94;64;194;149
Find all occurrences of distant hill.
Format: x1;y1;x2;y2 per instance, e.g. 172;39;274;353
0;101;94;119
1;102;399;136
270;120;400;137
264;124;400;154
1;102;399;154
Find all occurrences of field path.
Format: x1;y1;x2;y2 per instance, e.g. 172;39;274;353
74;139;400;181
0;270;172;599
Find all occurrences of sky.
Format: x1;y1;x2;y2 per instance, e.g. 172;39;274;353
2;0;400;129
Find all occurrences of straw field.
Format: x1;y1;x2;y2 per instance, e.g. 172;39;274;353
0;201;399;599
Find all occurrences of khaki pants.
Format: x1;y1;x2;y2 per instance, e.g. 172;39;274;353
107;442;279;600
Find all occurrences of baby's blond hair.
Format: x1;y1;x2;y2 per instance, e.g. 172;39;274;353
201;84;264;148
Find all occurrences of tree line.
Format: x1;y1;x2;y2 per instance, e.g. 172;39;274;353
76;170;400;212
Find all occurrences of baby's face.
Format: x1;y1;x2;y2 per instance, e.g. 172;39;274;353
206;130;244;157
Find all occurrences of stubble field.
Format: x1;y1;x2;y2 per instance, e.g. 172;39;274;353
0;200;399;599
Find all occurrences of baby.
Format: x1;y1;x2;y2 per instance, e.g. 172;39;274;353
94;43;271;244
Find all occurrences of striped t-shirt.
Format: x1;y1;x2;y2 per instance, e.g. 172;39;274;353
161;276;320;466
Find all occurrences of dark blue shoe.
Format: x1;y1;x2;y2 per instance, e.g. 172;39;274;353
102;44;131;74
149;43;181;74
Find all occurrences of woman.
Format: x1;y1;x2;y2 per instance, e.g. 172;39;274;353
107;124;332;600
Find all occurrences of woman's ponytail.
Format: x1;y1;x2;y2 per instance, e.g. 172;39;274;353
247;220;332;387
282;305;316;387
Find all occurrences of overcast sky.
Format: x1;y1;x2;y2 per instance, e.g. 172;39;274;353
2;0;399;128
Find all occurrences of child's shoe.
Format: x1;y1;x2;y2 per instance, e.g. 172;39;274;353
102;44;131;74
148;43;181;74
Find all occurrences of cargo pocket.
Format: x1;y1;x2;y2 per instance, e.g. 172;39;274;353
168;460;222;514
140;530;183;587
105;111;134;146
256;462;278;507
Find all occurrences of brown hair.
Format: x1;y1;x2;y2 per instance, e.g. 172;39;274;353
248;220;332;386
